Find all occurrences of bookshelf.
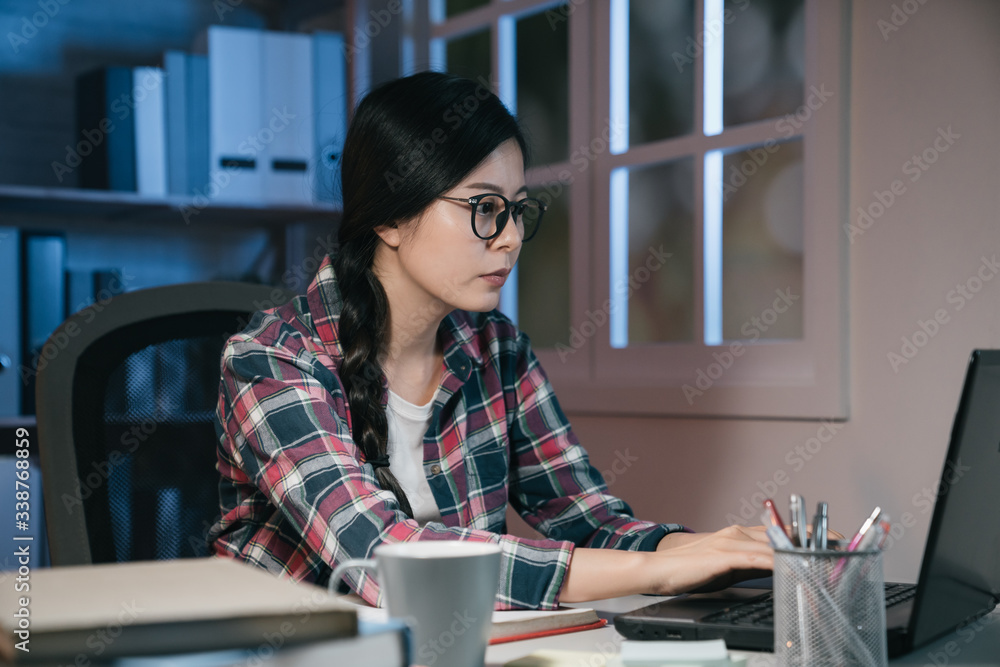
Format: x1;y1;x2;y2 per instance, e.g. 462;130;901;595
0;184;341;228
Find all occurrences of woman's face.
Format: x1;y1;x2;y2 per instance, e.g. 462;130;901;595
383;138;526;314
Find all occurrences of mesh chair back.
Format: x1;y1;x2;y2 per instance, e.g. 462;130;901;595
38;283;294;565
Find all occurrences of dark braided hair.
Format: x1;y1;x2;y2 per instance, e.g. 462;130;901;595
333;71;529;517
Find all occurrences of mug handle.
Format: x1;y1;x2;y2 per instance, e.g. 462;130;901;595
328;558;379;596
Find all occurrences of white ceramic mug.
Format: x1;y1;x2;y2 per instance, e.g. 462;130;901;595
330;541;502;667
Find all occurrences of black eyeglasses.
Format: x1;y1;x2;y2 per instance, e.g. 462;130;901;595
439;193;546;242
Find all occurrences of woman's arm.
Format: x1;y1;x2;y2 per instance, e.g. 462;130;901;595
559;525;774;602
506;332;688;551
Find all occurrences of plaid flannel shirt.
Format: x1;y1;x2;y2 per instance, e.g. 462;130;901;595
208;253;686;610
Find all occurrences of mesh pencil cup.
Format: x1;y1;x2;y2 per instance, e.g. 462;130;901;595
773;548;888;667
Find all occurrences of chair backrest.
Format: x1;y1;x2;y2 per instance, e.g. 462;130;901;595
37;282;295;566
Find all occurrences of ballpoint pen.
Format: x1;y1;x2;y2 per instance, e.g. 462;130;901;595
830;506;882;585
797;497;809;549
812;501;828;550
847;506;882;552
789;495;802;547
766;524;795;550
763;498;787;534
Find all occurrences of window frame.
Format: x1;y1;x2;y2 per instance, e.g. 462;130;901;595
418;0;849;419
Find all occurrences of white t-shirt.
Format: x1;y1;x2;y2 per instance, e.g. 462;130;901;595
385;388;443;525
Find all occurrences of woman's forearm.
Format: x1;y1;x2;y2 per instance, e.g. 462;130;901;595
557;525;775;604
558;547;655;602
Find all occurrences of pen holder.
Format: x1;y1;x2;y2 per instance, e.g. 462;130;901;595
773;548;888;667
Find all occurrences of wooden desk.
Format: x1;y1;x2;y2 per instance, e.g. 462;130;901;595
486;595;1000;666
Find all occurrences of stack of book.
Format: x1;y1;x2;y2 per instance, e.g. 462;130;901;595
0;557;408;666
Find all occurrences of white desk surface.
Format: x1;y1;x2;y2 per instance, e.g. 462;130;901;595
486;595;1000;666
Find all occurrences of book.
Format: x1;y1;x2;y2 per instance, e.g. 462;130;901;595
312;31;347;206
110;619;409;667
133;67;168;197
342;594;606;644
163;51;209;197
75;66;136;191
0;557;358;662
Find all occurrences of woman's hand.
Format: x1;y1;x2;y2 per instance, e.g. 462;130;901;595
647;525;774;595
559;525;774;603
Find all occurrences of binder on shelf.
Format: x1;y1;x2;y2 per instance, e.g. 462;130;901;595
261;31;315;204
19;233;66;414
133;67;168;197
76;67;137;191
208;26;264;203
164;51;210;196
313;31;347;206
0;228;19;417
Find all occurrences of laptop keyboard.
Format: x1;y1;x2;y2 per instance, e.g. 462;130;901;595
702;583;917;627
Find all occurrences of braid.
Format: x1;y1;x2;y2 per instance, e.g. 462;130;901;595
334;237;414;518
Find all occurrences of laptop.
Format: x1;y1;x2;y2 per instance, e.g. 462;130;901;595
614;349;1000;657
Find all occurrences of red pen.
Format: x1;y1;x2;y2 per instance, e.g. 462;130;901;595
763;498;788;535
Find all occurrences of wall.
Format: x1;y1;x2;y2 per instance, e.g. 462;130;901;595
516;0;1000;585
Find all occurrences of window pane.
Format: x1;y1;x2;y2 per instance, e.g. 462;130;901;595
623;158;695;343
445;0;490;19
629;0;695;144
445;29;491;84
517;184;571;349
723;0;804;127
516;6;569;166
721;139;803;339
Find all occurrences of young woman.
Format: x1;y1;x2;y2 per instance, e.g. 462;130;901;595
208;71;772;610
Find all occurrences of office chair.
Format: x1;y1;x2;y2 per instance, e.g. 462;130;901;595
36;282;295;566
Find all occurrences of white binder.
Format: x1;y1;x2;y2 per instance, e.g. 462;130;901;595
313;31;348;206
261;31;315;204
208;26;263;202
133;67;168;197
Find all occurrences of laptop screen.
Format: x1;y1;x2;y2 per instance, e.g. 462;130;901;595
909;350;1000;647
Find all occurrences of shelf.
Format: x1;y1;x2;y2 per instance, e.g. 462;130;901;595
0;184;341;227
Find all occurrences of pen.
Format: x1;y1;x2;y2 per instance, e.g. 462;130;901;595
812;501;828;550
877;520;891;549
789;495;802;547
766;524;795;550
763;498;786;533
847;506;882;552
797;497;809;549
830;506;882;586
